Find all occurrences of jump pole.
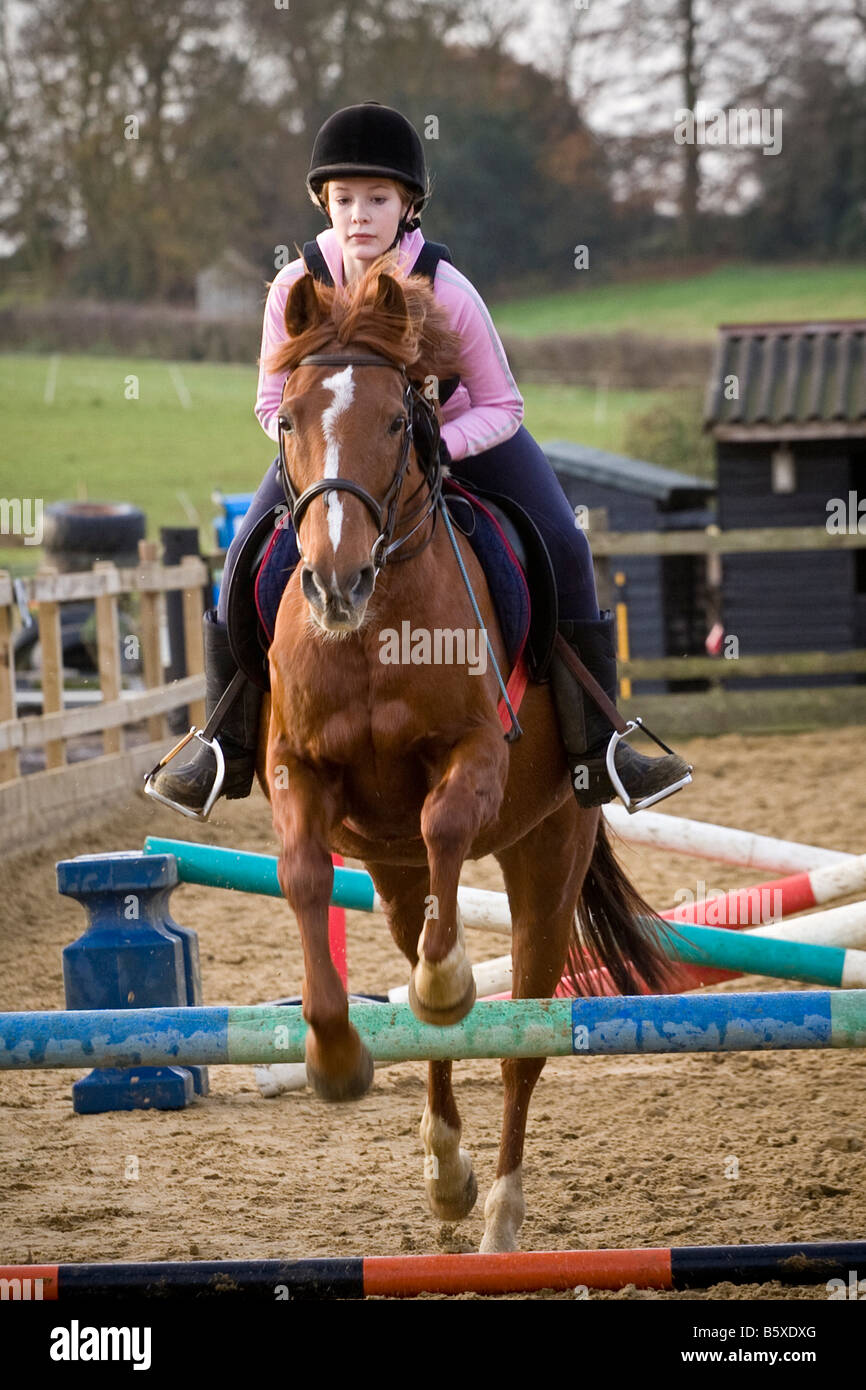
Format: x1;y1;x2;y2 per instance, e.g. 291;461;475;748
418;913;866;1004
143;838;866;938
265;912;866;1086
142;837;866;988
3;1240;865;1296
3;993;866;1069
413;919;866;1003
311;904;866;1085
748;900;866;946
603;805;853;874
329;853;347;990
143;837;512;933
663;854;866;926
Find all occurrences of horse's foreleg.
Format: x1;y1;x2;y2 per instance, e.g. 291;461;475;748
269;744;373;1102
365;861;479;1223
480;800;594;1252
411;728;507;1026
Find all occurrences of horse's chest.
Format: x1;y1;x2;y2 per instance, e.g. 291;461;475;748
334;699;449;829
283;657;460;824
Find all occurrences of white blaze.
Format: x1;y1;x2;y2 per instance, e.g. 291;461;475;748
320;365;355;556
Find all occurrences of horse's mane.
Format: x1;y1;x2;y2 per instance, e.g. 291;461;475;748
263;253;467;387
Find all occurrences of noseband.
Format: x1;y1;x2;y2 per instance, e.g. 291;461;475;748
276;351;443;572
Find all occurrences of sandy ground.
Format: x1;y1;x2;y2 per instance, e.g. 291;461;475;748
2;725;866;1301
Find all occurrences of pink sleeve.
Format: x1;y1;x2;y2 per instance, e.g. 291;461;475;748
433;264;523;462
254;263;305;444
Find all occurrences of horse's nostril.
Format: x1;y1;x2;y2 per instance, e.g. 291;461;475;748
301;566;324;608
348;565;375;605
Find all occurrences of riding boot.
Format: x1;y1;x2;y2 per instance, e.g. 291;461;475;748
146;610;263;817
550;611;692;810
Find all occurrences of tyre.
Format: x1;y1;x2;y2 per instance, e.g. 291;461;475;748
42;502;146;570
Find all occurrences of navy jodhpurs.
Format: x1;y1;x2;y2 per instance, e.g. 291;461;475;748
217;425;599;624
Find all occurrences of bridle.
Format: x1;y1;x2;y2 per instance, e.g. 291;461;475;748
275;347;525;743
276;351;443;572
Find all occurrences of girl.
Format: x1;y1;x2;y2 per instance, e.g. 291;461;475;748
148;101;691;817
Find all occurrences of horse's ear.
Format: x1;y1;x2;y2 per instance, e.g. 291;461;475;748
285;273;325;337
374;273;408;319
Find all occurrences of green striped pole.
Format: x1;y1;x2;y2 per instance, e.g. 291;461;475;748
3;992;866;1069
144;836;866;988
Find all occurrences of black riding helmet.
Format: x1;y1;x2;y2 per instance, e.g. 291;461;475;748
307;102;428;241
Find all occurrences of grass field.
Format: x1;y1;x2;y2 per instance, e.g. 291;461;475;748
490;262;866;339
2;260;860;573
0;353;687;575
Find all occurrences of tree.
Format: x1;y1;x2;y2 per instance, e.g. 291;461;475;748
1;0;274;300
741;51;866;257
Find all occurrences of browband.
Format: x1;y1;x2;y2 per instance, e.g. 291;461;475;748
296;352;403;370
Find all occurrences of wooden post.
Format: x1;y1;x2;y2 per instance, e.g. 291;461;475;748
137;541;166;743
614;570;632;699
37;564;65;770
181;555;206;728
94;561;122;756
0;573;18;784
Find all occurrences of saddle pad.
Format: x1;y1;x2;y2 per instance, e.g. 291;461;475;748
440;478;530;668
253;482;530;671
254;519;300;645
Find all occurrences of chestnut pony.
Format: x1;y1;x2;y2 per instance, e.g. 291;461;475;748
257;260;672;1252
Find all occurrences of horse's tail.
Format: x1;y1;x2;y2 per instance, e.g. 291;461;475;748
567;814;681;996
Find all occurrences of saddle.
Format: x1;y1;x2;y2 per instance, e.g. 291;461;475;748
223;482;558;697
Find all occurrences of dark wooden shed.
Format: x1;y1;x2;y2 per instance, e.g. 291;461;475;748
703;319;866;687
544;441;715;692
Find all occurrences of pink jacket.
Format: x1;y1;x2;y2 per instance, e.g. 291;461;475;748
254;227;523;461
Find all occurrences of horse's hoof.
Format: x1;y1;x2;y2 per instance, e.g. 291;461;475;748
304;1040;374;1102
426;1161;478;1223
408;971;477;1026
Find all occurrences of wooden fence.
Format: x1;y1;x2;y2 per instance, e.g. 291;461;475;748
0;543;207;853
2;516;865;853
588;514;866;735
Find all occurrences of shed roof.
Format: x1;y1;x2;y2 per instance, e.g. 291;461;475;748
704;319;866;441
543;440;714;506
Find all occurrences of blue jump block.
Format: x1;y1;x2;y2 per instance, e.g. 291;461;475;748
58;851;208;1113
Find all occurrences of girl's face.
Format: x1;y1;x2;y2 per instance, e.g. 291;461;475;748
326;178;413;262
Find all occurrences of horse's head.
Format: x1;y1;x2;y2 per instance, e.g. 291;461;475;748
265;258;464;634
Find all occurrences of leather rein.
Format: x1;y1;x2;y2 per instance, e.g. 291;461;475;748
276;351;444;572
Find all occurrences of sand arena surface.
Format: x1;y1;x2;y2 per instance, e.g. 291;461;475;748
2;726;865;1300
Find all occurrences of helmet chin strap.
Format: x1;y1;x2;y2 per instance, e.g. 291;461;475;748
387;205;420;251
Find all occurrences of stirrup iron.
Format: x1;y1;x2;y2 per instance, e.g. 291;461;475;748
143;728;226;821
143;667;246;821
606;716;692;814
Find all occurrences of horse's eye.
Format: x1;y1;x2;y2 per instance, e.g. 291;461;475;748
389;415;406;434
279;415;293;433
